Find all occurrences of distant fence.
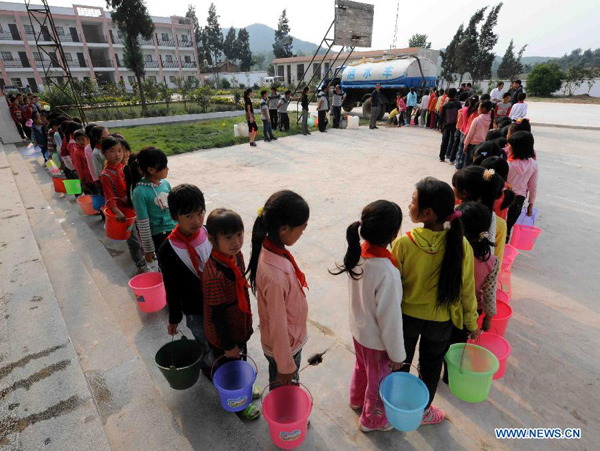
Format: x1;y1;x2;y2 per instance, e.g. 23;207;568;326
443;78;600;97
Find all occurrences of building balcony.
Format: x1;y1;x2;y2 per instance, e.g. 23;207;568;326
85;35;109;44
138;37;154;46
144;61;159;68
2;60;31;68
91;59;113;68
178;40;192;48
161;61;178;68
157;39;176;47
111;35;123;45
0;31;21;41
57;33;82;43
181;62;197;68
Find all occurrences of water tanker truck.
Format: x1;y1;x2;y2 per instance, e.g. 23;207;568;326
323;55;438;119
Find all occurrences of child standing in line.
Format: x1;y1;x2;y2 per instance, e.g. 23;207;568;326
8;96;27;140
247;190;310;387
495;92;512;118
391;177;480;425
509;93;528;121
331;200;405;433
58;121;76;179
427;89;437;129
46;118;59;166
419;90;430;127
72;129;95;193
452;166;508;263
506;131;538;240
268;87;280;130
260;90;277;142
439;88;461;162
454;96;479;170
30;112;48;161
87;126;109;193
480;156;515;221
244;88;258;148
443;201;498;383
203;208;261;420
434;89;447;131
132;147;177;267
277;90;291;132
158;184;213;370
395;92;406;127
463;100;493;167
100;137;149;273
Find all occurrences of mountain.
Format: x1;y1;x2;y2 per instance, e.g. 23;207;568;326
223;23;319;56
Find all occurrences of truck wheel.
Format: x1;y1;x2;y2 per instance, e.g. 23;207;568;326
362;98;372;119
342;104;355;112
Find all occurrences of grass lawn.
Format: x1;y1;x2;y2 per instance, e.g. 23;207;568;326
112;115;372;155
83;102;240;122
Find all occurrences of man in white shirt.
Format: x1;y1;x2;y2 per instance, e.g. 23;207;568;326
419;92;430;127
509;92;528;120
490;81;504;104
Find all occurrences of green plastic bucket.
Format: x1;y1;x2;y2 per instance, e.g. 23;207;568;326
63;179;82;195
155;335;203;390
445;343;499;403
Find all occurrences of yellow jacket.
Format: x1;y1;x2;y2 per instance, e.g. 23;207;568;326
391;228;479;331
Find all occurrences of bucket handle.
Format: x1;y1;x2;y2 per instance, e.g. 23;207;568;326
210;352;258;381
260;380;313;407
379;362;422;398
169;331;186;369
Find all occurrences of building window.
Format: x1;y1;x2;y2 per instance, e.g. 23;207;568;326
76;7;101;17
144;54;152;62
148;75;157;82
184;55;191;63
64;53;72;61
161;33;169;41
33;52;43;61
277;65;284;77
324;62;330;77
23;24;34;34
128;76;136;85
297;64;304;82
11;78;23;87
169;75;176;83
1;51;13;61
165;55;173;63
180;34;188;42
56;26;65;36
313;63;322;80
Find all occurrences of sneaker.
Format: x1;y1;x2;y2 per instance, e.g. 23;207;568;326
265;138;271;142
360;422;394;433
250;142;257;147
373;126;379;129
421;405;445;425
272;137;278;140
439;158;445;162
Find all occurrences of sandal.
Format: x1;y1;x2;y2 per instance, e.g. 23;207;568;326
240;403;261;420
252;384;260;400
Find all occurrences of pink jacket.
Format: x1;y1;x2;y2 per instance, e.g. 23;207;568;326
508;158;539;204
256;248;308;374
84;144;98;182
464;112;491;147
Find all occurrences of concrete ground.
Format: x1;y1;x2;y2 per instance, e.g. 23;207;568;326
3;117;599;450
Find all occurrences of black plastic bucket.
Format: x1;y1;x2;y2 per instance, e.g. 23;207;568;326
155;335;203;390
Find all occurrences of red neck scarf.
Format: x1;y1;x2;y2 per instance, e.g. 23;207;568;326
263;237;308;291
168;225;201;275
361;241;398;268
211;249;251;314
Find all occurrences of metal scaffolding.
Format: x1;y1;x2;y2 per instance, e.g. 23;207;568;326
24;0;86;122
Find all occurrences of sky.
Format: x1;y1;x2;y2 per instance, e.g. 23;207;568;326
44;0;600;57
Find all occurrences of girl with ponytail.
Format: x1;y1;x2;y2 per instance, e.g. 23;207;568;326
391;177;479;426
331;200;405;433
452;165;508;263
247;190;310;387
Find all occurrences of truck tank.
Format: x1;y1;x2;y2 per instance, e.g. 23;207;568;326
340;56;437;89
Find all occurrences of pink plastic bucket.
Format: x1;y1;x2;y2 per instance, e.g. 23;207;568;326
477;300;512;337
496;290;510;305
128;272;167;312
501;245;519;272
498;270;512;300
262;384;312;449
510;225;541;251
468;332;511;380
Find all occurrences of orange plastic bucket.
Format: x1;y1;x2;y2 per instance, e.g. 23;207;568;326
77;195;99;215
104;207;136;240
53;177;66;193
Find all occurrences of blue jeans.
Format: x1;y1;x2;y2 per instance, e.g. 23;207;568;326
186;314;214;369
262;119;276;140
265;350;302;386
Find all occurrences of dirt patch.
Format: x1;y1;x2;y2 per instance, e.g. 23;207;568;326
0;360;71;399
0;344;66;382
307;318;335;337
30;296;43;303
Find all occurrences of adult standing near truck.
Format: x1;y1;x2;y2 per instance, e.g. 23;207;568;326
268;87;280;130
317;90;329;133
332;85;346;129
277;90;292;132
301;86;311;136
406;88;418;126
369;83;382;130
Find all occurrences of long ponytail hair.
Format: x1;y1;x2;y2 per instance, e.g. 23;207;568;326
416;177;464;310
330;200;402;280
456;201;495;262
480;156;516;210
247;190;310;294
452;166;504;212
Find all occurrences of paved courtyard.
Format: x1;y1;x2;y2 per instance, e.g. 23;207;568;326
4;122;599;450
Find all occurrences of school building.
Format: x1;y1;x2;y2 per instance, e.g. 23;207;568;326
0;1;201;92
272;47;440;87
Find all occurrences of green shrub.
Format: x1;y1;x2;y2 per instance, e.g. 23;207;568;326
527;63;564;97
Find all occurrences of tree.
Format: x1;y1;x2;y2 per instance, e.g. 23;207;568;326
186;5;211;66
205;3;223;71
584;67;600;94
142;78;159;102
236;28;252;72
440;24;464;85
273;9;293;58
527;63;563;97
455;7;487;82
471;3;503;83
497;39;527;80
174;76;197;110
408;33;431;49
223;27;237;62
158;82;172;110
562;64;586;96
108;0;154;114
191;85;212;113
251;53;266;70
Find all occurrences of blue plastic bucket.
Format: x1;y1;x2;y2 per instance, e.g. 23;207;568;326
213;359;257;412
92;195;105;211
380;372;429;432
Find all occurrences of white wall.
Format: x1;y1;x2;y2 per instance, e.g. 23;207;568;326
444;78;600;98
204;71;268;88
